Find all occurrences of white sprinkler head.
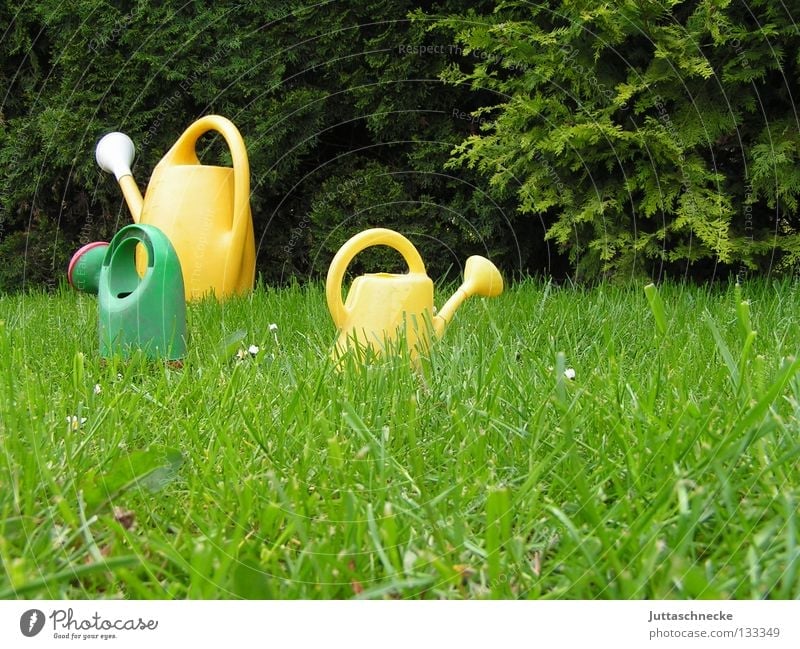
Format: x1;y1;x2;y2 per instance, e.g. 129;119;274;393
95;132;135;180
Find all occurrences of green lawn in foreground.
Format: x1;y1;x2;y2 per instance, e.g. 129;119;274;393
0;279;799;599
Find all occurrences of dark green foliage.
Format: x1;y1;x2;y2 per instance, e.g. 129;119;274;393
3;1;799;290
0;0;543;292
431;0;800;279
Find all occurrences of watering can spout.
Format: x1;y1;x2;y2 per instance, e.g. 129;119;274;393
433;255;504;337
118;176;144;221
432;289;466;337
96;132;144;221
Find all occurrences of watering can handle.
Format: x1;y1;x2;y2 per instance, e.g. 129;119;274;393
159;115;250;290
326;228;427;329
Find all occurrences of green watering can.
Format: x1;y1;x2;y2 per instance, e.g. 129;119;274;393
98;224;187;360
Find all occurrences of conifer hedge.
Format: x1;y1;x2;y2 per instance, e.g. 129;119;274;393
1;1;798;289
432;0;800;280
1;0;536;291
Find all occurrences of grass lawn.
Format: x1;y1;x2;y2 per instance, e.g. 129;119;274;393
1;279;799;599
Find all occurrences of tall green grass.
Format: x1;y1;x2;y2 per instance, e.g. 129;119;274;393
1;279;798;599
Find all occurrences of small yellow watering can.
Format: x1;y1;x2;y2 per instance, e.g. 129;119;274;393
96;115;255;301
326;228;503;360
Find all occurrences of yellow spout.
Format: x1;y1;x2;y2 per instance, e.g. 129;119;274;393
433;255;504;336
118;175;143;222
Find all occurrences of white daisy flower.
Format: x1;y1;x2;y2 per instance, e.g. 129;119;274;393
66;415;87;430
564;368;576;380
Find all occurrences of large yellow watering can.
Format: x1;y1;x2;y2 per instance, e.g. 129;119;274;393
326;228;503;360
96;115;256;301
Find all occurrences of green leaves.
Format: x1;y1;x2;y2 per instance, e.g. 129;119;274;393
705;284;762;400
431;0;800;277
217;328;248;360
486;486;512;595
644;283;667;336
81;446;184;510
